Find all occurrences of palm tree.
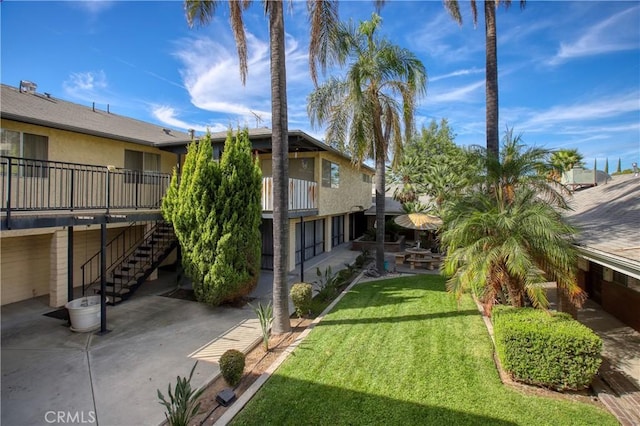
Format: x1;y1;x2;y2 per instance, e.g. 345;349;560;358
549;148;584;182
307;13;427;273
441;130;585;315
443;0;525;160
184;0;338;334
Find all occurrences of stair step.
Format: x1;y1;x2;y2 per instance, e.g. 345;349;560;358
138;246;152;251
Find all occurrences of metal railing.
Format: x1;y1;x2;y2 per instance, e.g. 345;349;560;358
81;221;176;297
0;156;171;216
80;222;147;295
261;177;318;211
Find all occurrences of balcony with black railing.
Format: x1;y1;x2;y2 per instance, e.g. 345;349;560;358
1;156;319;229
1;156;171;229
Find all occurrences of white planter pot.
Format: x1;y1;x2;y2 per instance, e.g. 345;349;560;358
65;296;102;332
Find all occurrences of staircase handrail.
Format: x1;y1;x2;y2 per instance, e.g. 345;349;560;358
81;221;148;294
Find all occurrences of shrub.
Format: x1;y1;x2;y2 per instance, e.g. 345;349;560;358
157;362;204;426
493;307;602;390
290;283;313;318
219;349;246;387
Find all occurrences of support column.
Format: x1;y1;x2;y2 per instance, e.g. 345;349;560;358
67;226;74;303
325;216;333;253
288;220;297;271
49;229;69;307
98;223;110;334
300;217;305;283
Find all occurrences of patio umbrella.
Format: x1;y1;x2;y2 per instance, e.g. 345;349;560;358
394;213;442;230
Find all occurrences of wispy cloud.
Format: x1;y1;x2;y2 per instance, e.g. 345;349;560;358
548;6;640;66
520;92;640;130
430;67;483;82
151;105;226;133
407;11;483;62
72;0;114;15
63;70;109;102
172;29;312;130
427;80;484;104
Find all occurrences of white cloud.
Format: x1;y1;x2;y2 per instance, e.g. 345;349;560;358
548;6;640;65
173;28;312;129
63;70;109;102
151;105;227;133
430;68;483;82
520;92;640;130
72;0;114;15
426;80;484;104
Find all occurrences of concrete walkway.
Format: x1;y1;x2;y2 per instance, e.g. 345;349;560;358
0;243;360;426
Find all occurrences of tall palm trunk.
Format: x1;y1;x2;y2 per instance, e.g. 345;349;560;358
484;0;499;160
375;149;386;273
269;0;291;334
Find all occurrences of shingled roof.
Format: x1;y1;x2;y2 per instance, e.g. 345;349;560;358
564;174;640;277
0;84;191;146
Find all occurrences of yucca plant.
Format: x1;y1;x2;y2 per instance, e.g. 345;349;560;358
157;362;204;426
250;301;273;351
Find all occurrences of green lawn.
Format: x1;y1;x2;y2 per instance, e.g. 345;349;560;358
232;275;617;425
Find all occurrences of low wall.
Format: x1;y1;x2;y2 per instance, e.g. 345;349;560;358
350;235;406;253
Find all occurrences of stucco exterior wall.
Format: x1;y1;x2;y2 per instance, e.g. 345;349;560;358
316;152;373;217
1;233;52;305
0;223;141;306
1;119;176;172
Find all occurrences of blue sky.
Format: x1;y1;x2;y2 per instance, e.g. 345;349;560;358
2;1;639;170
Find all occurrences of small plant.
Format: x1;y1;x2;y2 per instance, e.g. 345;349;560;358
355;249;372;268
290;283;313;318
250;301;273;351
219;349;246;387
314;266;341;302
157;362;204;426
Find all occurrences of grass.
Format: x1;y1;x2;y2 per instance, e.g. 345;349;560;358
231;275;617;426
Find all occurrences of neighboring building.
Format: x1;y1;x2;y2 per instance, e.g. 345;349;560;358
0;83;373;309
564;174;640;332
562;167;611;190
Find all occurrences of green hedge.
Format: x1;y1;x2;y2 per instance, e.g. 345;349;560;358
492;306;602;390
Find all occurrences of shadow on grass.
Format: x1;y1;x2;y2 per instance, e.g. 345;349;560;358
315;309;479;327
231;375;517;426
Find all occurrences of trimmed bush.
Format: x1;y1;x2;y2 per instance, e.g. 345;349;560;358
493;307;602;390
290;283;313;318
219;349;246;386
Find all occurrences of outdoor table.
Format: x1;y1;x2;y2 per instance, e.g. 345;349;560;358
406;248;434;269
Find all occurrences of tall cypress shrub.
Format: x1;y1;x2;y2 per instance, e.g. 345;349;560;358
162;129;262;305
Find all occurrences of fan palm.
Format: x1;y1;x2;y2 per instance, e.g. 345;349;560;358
550;148;584;181
307;13;427;272
184;0;339;334
441;130;585;315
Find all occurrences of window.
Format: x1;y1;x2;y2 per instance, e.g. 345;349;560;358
322;159;339;188
362;173;372;183
1;129;48;176
124;150;160;183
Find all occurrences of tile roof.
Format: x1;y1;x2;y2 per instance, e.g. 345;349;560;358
0;84;191;146
564;174;640;267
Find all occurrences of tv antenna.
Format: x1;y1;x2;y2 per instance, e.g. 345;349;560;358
250;110;263;128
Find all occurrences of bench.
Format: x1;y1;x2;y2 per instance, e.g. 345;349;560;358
394;252;411;265
408;256;436;270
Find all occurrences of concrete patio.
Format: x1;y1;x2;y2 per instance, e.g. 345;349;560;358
2;244;638;425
